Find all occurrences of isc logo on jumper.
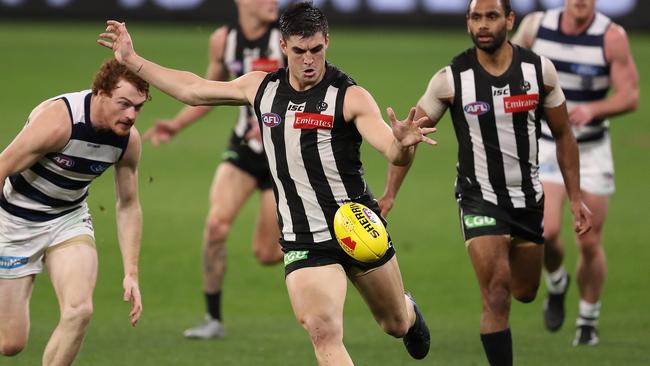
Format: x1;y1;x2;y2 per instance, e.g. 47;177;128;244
287;101;305;112
262;113;282;127
464;101;491;116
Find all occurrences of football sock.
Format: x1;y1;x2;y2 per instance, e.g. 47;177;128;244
576;299;601;327
480;328;512;366
545;266;568;294
205;291;222;321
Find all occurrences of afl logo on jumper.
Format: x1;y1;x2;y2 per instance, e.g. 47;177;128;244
52;155;75;168
464;101;491;116
262;113;282;127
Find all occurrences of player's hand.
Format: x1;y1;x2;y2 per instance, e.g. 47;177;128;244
378;194;395;218
98;20;136;65
244;116;262;144
143;120;180;147
568;105;594;127
387;107;437;148
571;200;592;236
123;274;142;327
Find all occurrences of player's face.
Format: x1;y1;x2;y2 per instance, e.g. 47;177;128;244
281;32;329;89
98;80;147;136
239;0;279;23
467;0;514;54
565;0;596;22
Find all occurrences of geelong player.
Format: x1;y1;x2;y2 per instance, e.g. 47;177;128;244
378;0;592;364
512;0;640;345
143;0;285;340
99;2;434;364
0;59;147;365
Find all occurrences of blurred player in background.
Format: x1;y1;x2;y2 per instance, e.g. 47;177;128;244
99;2;434;363
512;0;639;345
0;59;146;365
379;0;591;364
143;0;285;339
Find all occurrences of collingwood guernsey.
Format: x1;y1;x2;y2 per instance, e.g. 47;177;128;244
449;45;549;209
254;64;372;245
1;90;129;222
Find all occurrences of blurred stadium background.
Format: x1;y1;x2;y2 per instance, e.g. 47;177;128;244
1;0;648;365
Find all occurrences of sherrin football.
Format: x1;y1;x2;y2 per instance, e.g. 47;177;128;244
333;202;389;263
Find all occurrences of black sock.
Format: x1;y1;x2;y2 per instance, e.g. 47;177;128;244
205;291;222;321
480;328;512;366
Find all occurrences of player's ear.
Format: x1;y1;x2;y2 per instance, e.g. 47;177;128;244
280;37;287;55
507;11;515;31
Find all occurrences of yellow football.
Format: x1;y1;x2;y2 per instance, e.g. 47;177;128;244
333;202;389;263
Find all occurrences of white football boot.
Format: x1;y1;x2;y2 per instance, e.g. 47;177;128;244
183;315;225;339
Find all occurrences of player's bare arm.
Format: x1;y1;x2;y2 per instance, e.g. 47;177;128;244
0;100;71;193
569;23;640;126
378;68;451;216
541;57;592;235
511;11;543;48
143;26;231;146
114;127;144;327
98;20;263;108
344;85;436;167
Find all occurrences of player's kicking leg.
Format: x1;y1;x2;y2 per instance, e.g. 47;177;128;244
0;276;34;356
286;264;353;366
42;236;97;366
350;256;430;360
184;162;257;339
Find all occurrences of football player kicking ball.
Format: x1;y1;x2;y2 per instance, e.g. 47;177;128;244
378;0;591;364
98;2;434;365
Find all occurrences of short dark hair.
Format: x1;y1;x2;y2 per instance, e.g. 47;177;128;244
466;0;512;16
92;58;150;99
279;1;328;39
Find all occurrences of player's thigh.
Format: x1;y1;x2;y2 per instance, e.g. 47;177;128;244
285;264;348;324
509;241;543;298
45;237;98;309
542;181;567;237
253;188;280;245
208;162;258;222
0;276;34;338
349;256;407;322
467;235;511;288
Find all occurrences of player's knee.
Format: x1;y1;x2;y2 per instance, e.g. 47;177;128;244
0;338;26;356
61;300;94;328
205;216;231;244
512;287;538;303
253;244;283;265
577;233;603;257
484;281;511;315
543;224;561;244
299;314;343;347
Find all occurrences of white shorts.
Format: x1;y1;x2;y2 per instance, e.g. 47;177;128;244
538;134;615;196
0;206;95;279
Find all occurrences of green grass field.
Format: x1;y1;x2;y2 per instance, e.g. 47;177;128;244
1;21;649;365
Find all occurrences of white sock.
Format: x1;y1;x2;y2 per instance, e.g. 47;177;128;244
545;266;568;294
576;300;601;327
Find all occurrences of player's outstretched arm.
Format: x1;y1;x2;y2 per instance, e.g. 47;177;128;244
345;86;436;167
143;26;231;146
0;100;71;194
114;128;143;327
98;20;263;108
378;68;451;217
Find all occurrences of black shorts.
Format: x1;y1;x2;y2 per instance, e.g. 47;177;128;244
222;134;272;190
457;194;544;244
282;238;396;277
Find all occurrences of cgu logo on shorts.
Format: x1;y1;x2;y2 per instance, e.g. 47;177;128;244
262;113;282;127
0;256;29;269
464;215;497;229
504;94;539;113
284;250;309;266
464;101;491;116
293;112;334;129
